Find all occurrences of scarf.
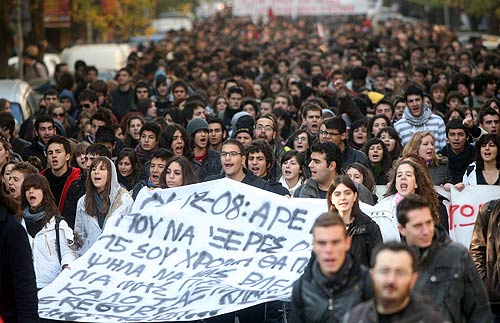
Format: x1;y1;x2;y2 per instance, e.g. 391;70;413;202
23;206;46;222
312;253;354;296
93;191;105;229
135;144;156;164
403;104;433;127
23;206;46;238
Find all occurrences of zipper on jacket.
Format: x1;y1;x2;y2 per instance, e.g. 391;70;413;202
45;234;52;256
328;297;333;321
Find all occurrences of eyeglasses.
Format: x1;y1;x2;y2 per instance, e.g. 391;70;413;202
81;103;91;109
294;136;307;142
255;125;274;132
220;151;241;158
319;130;341;137
52;113;65;118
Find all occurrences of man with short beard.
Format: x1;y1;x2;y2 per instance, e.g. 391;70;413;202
344;242;444;322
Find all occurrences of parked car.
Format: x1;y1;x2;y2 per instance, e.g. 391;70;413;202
0;79;38;124
60;43;131;80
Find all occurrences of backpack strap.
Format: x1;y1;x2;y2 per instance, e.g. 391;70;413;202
55;216;62;264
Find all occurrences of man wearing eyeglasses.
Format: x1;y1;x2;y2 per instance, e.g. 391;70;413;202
254;115;286;179
344;242;444;322
204;138;288;323
318;116;368;170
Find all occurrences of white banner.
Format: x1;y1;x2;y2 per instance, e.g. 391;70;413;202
232;0;368;17
447;185;500;247
38;179;326;322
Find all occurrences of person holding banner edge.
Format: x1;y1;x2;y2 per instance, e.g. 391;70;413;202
204;138;289;323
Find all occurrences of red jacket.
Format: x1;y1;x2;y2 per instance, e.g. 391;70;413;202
41;167;81;214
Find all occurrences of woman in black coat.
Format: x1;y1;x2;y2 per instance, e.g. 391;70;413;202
0;189;39;323
327;175;383;267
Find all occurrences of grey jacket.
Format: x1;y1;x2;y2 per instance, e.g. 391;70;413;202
294;178;374;205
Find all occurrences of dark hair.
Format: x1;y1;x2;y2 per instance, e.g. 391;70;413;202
182;101;205;126
79;89;98;104
0;184;17;215
476;134;500;170
140;121;161;138
159;156;197;188
363;138;392;176
396;194;432;227
479;107;500;125
345;162;376;194
246;140;274;172
0;112;15;135
310;142;342;174
89;80;108;96
311;211;347;237
326;175;362;220
286;129;311;152
227;86;244;97
85;157;112;217
20;174;59;226
280;150;307;179
376;127;403;161
86;143;112;158
367;114;392;139
164;107;183;125
95;126;116;145
116;148;143;185
445;118;467;137
160;125;192;159
404;84;424;102
90;110;114;128
34;115;55;131
348;118;369;150
46;135;72;155
136;98;154;117
321;116;346;134
151;148;174;162
373;241;417;273
222;139;246;156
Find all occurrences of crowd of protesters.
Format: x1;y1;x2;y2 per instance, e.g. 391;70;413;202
2;8;500;323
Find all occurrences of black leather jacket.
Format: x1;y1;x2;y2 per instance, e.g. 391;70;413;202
411;226;492;323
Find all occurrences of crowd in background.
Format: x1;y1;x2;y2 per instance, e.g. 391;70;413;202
2;9;500;323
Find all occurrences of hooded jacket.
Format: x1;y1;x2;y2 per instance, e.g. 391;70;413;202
74;158;133;256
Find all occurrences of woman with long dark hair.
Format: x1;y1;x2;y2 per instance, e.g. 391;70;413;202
327;175;382;266
463;134;500;185
363;138;393;185
116;148;144;193
75;157;133;256
20;174;75;289
159;156;197;188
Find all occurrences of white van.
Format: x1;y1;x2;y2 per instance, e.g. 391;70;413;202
60;43;131;79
